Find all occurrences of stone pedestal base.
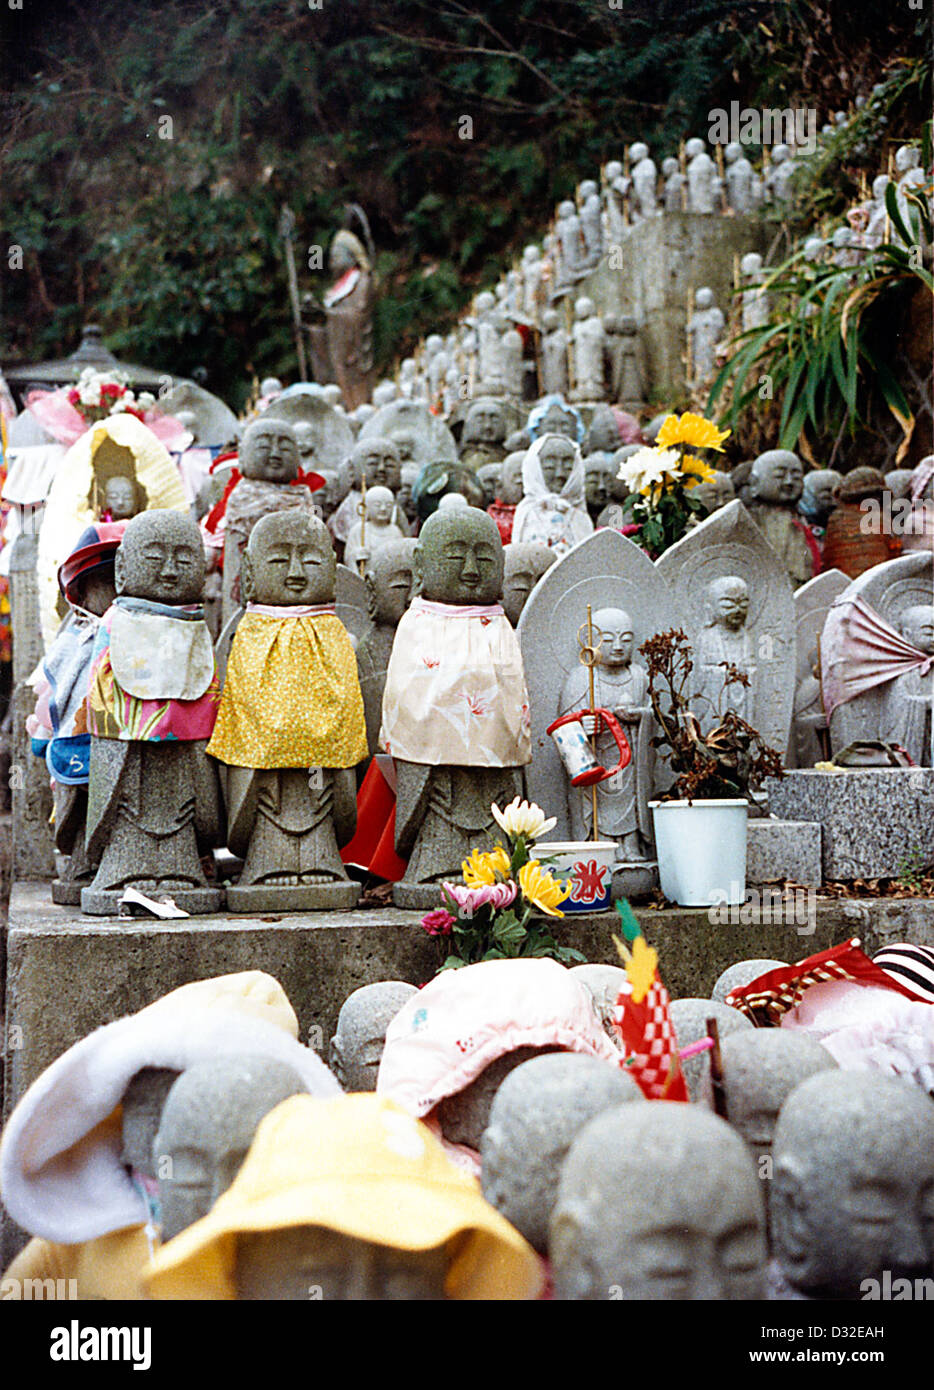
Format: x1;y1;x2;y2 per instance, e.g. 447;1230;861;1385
612;861;659;901
747;819;822;887
392;881;448;911
51;878;84;907
80;886;226;916
227;881;360;913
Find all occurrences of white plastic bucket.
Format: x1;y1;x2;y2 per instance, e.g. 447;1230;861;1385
535;840;617;913
649;800;747;907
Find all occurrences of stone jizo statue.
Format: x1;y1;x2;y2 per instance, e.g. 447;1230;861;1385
344;486;405;574
747;449;816;589
879;604;933;766
692;576;755;726
155;1056;307;1241
356;538;416;753
121;1066;182;1180
207;511;366;910
571;297;606;402
799;469;842;529
380;507;531;908
501;542;555;627
329;982;419;1092
541;309;570;399
550;1102;767;1299
82;511;224;914
686;137;717;213
740;252;770;332
688;287;725;387
771;1070;934;1299
628;142;658;221
481;1053;639;1254
724;141;755;214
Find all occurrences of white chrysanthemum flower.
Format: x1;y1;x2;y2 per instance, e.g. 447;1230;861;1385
491;796;557;843
617;445;682;494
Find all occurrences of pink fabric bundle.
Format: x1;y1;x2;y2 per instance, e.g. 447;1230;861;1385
820;594;933;717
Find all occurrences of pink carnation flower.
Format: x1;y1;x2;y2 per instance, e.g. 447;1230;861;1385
421;909;455;937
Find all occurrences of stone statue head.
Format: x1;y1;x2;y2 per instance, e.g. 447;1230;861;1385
364;539;416;625
885;468;915;500
557;200;576;220
578;179;598;200
685;137;707;158
538;435;578;492
770;1071;934;1298
397;465;419;522
574;296;595;322
568;963;629;1038
523;244;541;266
551;1102;767;1299
241;510;336;607
799;468;843;524
704;576;749;631
414;506;504;606
629;142;648;163
710;958;788;1004
536;402;578;440
740;252;763;277
116;510;206;605
259;377;283;398
872;173;891;200
749;449;804;505
725;141;743;163
501;542;554;626
543;309;561;334
803;236;826;263
695;287;715;311
668;998;753;1099
239;419;300;484
585;407;621;455
604;160;623;181
290;421;317;463
772;143;791;164
236;1225;451;1301
476;462;502;507
899;603;934;656
351;436;402;491
154;1056;307;1241
120;1066;181;1178
832;226;854;249
462;398;507;447
329;981;419;1092
662;156;678;177
895;144;920;174
498;453;525;507
701;1031;837;1166
434;1046;562;1150
584;453;616;510
692;469;735;514
102;473;146;522
836;466;886;503
365;485;396;525
481;1054;640;1253
593;606;635;668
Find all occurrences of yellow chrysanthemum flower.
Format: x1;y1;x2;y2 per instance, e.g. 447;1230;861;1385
462;845;511;888
656;412;731;453
680;453;718;488
518;860;573;917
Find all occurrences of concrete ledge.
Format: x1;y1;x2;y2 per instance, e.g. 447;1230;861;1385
747;819;822;888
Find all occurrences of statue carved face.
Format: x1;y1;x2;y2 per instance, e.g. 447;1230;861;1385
551;1106;767;1300
750;451;804;505
104;475;143;521
415;509;504;606
235;1226;450;1301
901;604;934;656
366;486;395;525
154;1057;305;1242
593;608;634;668
435;1046;561;1150
117;511;205;604
243;511;336;607
692;471;735;514
240;421;300;483
498;453;525;506
120;1067;181;1178
353;438;402;491
291;422;317;463
464;401;506;447
501;544;554;627
539;405;577;441
538;437;577;493
584;455;615;509
707;577;749;631
329;982;418;1092
771;1072;934;1298
389;431;417;463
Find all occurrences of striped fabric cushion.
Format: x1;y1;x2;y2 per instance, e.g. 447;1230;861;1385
872;943;934;1004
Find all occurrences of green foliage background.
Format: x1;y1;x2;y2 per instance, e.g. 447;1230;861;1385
1;0;928;407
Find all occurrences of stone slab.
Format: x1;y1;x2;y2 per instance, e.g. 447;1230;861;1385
766;768;934;880
747;819;822;888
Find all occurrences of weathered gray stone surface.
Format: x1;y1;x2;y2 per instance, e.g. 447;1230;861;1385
358;400;457;467
766;767;934;878
791;569;849;767
9;532;55;881
747;819;822;887
259;392;355;471
155;381;240;447
657;500;796;758
668;997;753;1100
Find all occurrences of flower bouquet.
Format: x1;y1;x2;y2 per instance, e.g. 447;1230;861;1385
421;797;587;971
617;412;730;557
66;368;155;427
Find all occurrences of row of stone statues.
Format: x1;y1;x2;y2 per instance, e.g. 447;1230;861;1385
5;951;933;1299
